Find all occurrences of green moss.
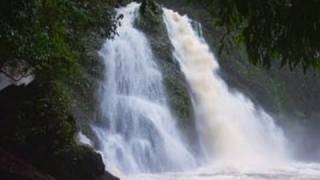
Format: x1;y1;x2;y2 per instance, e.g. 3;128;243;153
164;76;193;126
136;1;199;147
0;81;74;156
138;0;166;34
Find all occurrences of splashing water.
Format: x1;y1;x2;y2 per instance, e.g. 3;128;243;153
121;8;320;180
89;2;320;180
163;8;288;168
93;3;196;174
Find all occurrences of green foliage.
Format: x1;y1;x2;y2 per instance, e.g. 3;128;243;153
139;0;165;33
0;81;75;156
0;0;118;80
192;0;320;71
0;0;119;151
0;1;119;179
0;79;113;180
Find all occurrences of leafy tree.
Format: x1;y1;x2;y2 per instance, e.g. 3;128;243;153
0;0;118;81
195;0;320;71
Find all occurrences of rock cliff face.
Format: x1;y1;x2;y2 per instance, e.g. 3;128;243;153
136;0;201;152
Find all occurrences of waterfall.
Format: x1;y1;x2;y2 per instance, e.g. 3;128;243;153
163;9;289;168
94;3;196;174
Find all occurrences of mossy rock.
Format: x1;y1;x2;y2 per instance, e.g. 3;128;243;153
0;81;75;155
138;0;166;34
136;0;200;149
0;80;117;180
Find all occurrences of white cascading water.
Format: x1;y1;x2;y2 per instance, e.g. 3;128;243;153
93;3;196;174
163;9;288;168
86;3;320;180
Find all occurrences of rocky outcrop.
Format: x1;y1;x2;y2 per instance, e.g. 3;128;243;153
50;146;119;180
136;0;201;152
0;148;54;180
0;82;119;180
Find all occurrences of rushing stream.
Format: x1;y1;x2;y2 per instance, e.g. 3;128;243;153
91;2;320;179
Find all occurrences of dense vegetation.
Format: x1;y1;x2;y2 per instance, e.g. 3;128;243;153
194;0;320;70
0;0;117;79
0;0;119;179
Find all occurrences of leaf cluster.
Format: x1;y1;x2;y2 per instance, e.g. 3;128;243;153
194;0;320;71
0;0;118;80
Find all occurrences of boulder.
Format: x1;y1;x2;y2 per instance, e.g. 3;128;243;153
0;148;55;180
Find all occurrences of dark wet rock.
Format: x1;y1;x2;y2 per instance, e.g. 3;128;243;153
0;82;119;180
51;146;119;180
0;148;55;180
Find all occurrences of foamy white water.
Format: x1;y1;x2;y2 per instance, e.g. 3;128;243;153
123;162;320;180
94;3;196;174
163;9;288;168
87;2;320;179
160;8;320;180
